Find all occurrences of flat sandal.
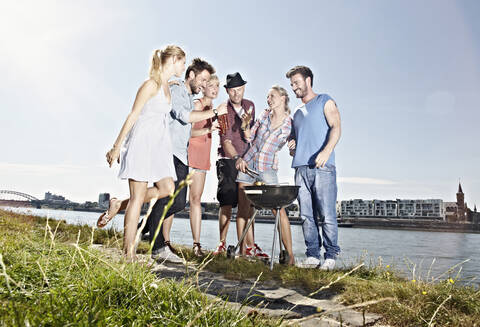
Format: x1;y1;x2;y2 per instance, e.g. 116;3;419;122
96;197;118;228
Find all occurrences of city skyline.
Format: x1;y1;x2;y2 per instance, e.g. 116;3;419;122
1;1;479;205
5;180;474;208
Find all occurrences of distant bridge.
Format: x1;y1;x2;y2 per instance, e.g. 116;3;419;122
0;190;39;201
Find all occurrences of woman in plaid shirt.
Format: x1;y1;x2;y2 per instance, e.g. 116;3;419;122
236;85;295;265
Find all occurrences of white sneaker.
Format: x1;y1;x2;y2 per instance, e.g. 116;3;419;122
151;246;183;264
297;256;321;268
320;258;336;271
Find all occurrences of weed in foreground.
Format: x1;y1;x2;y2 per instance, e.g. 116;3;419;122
184;244;480;327
0;210;278;326
3;209;480;326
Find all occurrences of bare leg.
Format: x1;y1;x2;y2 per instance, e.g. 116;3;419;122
246;205;254;246
123;179;148;261
237;183;255;255
235;218;247;255
273;208;295;265
189;171;206;244
106;177;174;220
219;205;231;242
162;214;174;243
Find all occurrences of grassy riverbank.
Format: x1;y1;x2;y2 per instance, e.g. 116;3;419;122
193;255;479;326
0;209;277;326
178;237;480;326
2;209;479;326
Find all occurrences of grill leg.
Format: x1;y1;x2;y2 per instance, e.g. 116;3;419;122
234;208;257;254
277;208;283;252
270;209;280;270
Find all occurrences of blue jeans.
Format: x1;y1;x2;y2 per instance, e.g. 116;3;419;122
295;165;340;260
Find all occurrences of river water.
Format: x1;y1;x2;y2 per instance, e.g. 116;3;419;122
4;207;480;284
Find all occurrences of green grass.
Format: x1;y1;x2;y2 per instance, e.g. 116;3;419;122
3;209;480;326
182;238;480;326
0;209;278;326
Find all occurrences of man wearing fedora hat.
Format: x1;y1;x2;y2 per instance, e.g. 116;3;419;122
213;72;269;259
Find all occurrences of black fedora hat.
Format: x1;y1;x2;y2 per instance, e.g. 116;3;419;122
224;72;247;88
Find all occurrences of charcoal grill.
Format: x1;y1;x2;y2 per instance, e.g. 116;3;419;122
227;185;299;270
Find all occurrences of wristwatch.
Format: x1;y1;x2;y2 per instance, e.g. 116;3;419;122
233;155;240;161
212;108;218;120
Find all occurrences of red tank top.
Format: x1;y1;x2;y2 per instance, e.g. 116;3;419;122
187;99;212;170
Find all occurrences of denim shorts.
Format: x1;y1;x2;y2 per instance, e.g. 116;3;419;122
189;167;208;174
236;165;278;185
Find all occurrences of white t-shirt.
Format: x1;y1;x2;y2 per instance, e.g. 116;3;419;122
233;105;244;118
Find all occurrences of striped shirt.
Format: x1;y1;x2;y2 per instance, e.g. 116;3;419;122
243;109;292;172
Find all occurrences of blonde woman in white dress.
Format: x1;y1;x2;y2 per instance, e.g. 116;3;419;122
100;45;186;261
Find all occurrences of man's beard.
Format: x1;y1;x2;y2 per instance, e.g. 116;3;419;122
294;87;306;99
230;97;242;105
189;80;200;95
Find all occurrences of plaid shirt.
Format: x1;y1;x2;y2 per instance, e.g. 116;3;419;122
243;109;292;172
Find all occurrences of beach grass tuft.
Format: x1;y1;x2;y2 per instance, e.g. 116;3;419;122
2;208;480;326
182;241;480;326
0;209;278;326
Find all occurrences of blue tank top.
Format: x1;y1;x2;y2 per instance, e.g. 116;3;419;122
291;94;336;168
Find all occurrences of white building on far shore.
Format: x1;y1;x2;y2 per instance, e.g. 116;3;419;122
338;199;444;219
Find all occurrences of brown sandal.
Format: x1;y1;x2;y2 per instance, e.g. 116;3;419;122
164;241;177;254
96;197;118;228
193;242;204;257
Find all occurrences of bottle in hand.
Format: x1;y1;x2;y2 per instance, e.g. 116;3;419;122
218;114;228;135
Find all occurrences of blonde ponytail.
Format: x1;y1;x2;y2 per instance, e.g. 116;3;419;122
149;49;162;86
149;45;185;88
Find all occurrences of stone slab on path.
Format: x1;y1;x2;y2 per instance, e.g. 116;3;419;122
150;259;383;326
93;245;385;326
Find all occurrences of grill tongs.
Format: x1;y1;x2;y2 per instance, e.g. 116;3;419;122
244;167;260;179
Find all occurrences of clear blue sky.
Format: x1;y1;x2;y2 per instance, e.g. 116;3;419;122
1;0;479;207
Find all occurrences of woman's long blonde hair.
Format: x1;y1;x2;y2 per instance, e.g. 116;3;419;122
149;45;185;87
270;85;290;114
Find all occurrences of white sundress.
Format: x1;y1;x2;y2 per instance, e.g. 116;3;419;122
118;89;176;183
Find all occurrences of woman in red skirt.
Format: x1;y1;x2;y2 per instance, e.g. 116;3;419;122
187;75;220;256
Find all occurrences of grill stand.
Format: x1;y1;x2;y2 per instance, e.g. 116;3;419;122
226;209;258;259
227;207;286;270
270;208;280;270
242;185;299;270
270;207;289;270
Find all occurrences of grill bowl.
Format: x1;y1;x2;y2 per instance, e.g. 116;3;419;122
243;185;300;209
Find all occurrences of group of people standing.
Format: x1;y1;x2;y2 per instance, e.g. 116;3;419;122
98;44;341;270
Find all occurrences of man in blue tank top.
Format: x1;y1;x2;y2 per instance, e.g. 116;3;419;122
286;66;341;270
